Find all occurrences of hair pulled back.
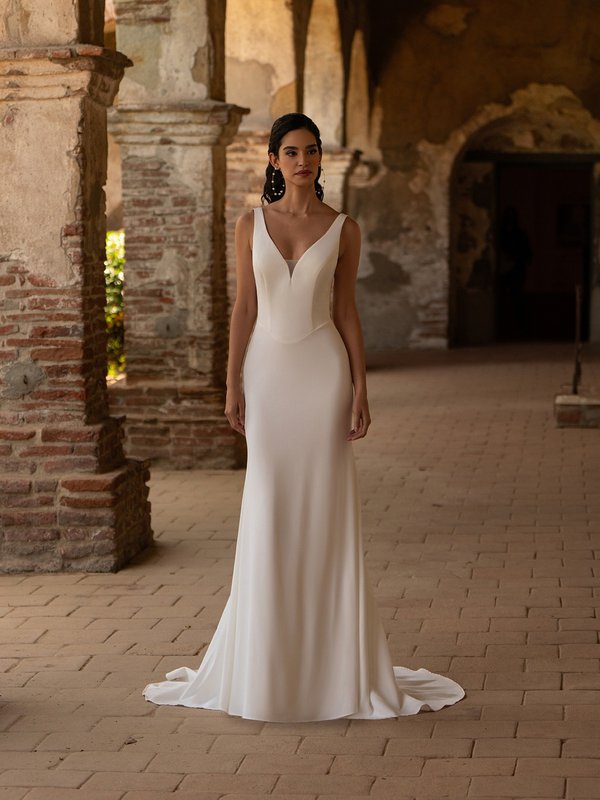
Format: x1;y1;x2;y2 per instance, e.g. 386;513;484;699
261;113;324;204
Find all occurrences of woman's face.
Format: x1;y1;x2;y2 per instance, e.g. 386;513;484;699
270;128;321;189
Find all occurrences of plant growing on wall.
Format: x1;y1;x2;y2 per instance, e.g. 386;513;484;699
105;230;125;378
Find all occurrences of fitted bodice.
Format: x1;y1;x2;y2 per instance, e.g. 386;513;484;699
252;207;347;343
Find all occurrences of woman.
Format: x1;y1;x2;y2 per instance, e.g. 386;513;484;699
143;113;464;721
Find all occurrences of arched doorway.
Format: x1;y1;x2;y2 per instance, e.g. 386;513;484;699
450;111;599;346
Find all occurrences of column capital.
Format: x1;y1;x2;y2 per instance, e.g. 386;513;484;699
323;146;357;174
0;45;132;106
108;101;249;146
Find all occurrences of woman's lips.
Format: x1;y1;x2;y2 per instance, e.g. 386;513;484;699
295;170;311;176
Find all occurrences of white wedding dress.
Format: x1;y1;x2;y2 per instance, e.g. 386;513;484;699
143;207;465;721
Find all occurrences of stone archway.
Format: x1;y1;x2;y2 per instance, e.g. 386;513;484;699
448;88;600;346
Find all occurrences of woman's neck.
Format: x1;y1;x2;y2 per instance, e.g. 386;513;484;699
275;185;321;216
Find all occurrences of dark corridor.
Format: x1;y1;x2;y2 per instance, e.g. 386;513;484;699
495;162;591;342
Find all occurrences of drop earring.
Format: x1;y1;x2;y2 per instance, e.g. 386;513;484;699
320;165;326;185
271;166;284;198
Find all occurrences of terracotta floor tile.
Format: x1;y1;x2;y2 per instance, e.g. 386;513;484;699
3;344;599;800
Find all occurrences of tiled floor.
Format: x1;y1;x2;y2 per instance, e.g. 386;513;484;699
1;343;599;799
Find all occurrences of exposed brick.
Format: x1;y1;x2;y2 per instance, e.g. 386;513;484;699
0;478;32;493
0;493;55;509
62;526;113;541
4;528;60;542
34;480;59;492
60;495;117;509
0;429;36;441
42;428;100;443
43;457;98;473
20;445;73;457
30;346;84;361
30;325;83;338
61;474;125;492
0;510;57;526
57;508;116;526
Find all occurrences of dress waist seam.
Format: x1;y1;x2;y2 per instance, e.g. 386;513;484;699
255;318;334;344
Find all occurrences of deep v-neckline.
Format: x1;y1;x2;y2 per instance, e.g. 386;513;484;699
260;207;343;281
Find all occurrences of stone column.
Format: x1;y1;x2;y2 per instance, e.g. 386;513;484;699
323;147;357;212
108;0;247;468
226;130;270;304
0;2;152;572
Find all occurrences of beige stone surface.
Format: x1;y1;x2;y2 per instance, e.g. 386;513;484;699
225;0;295;131
1;343;599;797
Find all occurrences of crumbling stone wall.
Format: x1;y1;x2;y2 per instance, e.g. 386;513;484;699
350;0;600;348
108;0;600;353
108;0;246;468
0;2;152;572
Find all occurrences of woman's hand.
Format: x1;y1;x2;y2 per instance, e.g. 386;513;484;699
225;385;246;436
347;393;371;441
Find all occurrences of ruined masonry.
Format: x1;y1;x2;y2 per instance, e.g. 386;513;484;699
107;0;247;469
0;12;152;571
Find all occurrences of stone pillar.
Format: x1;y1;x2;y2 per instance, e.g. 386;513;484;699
108;0;247;468
323;147;357;212
0;2;152;572
226;130;270;304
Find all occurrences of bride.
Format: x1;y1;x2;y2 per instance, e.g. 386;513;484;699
142;113;465;721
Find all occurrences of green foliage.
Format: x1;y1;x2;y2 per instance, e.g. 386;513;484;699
105;230;125;377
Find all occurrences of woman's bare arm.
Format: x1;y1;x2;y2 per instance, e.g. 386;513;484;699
224;211;257;436
332;217;371;440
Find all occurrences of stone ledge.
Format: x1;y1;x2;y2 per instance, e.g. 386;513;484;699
554;393;600;428
109;101;249;146
0;45;132;106
0;45;132;68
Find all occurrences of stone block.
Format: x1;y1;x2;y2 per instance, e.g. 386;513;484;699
554;394;600;428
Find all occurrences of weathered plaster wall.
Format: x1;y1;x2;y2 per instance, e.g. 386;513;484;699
378;0;600;167
0;0;104;46
225;0;295;130
304;0;344;146
351;0;600;348
107;0;600;351
117;0;224;104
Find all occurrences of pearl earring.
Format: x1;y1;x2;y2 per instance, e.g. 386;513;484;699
271;167;284;197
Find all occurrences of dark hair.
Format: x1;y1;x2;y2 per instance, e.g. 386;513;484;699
261;113;324;204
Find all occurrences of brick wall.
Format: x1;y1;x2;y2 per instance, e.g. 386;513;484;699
0;46;152;572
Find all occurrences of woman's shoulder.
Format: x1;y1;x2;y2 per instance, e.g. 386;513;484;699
320;203;358;229
235;209;256;231
339;212;360;236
